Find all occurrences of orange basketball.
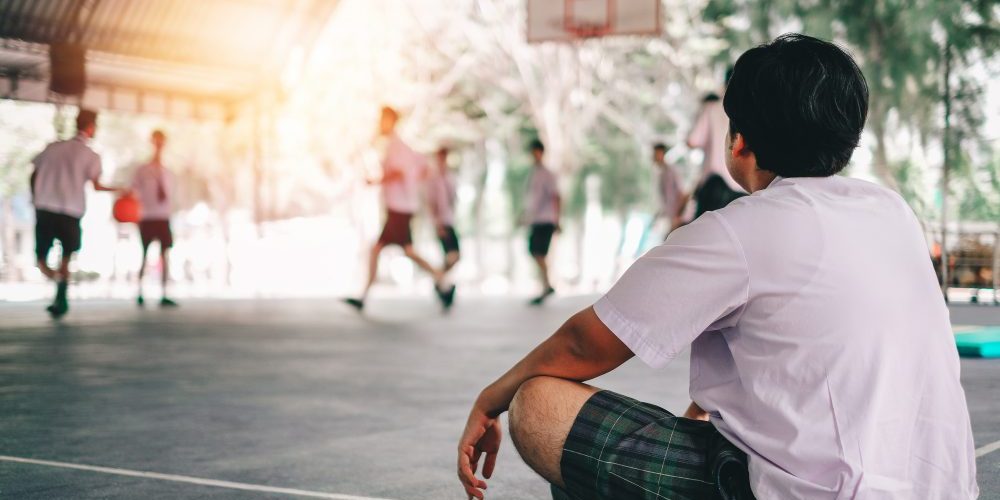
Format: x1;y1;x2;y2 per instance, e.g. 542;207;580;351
113;194;142;223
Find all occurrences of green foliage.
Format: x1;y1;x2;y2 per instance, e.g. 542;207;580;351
0;101;58;198
570;122;654;217
705;0;999;221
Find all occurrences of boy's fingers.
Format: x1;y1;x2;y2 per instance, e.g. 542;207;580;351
483;451;498;479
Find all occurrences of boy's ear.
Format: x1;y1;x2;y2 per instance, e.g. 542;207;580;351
732;132;751;157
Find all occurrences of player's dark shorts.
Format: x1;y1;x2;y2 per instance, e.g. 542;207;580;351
554;390;754;500
438;225;460;254
139;219;173;249
529;223;556;257
378;210;413;247
694;174;746;218
35;209;81;260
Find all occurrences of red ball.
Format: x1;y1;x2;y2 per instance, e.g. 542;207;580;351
113;194;142;223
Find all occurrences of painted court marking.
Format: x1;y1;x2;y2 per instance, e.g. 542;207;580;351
0;455;395;500
977;439;1000;458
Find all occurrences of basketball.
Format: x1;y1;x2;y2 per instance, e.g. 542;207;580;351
113;193;142;223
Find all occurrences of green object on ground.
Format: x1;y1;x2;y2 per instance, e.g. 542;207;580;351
955;327;1000;358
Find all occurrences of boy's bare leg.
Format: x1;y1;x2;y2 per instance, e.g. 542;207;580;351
508;376;600;487
137;246;148;304
402;244;444;284
443;251;460;273
159;248;178;307
36;258;57;280
361;242;386;301
533;255;552;291
530;256;555;305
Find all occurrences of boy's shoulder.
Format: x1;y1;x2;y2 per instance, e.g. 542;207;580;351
716;175;911;227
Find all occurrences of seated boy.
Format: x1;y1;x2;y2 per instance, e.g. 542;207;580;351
457;34;978;500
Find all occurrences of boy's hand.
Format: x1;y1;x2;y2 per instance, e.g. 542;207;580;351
457;405;502;499
683;401;709;421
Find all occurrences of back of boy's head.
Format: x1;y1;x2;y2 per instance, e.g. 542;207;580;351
76;109;98;132
529;139;545;153
653;143;667;152
723;33;869;178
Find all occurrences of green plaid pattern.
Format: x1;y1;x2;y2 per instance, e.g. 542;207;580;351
555;390;753;500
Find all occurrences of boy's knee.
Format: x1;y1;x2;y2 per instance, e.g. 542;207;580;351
509;376;566;441
509;376;595;487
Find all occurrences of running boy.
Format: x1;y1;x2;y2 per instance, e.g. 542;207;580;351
457;34;977;500
523;139;560;306
30;109;120;318
427;146;460;309
131;130;179;307
343;107;453;312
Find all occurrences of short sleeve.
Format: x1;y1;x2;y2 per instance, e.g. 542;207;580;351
593;212;749;368
546;171;559;200
31;148;45;167
88;154;102;181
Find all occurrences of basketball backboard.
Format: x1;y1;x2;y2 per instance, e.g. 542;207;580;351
526;0;661;43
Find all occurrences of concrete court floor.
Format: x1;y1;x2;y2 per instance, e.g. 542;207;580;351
0;297;997;499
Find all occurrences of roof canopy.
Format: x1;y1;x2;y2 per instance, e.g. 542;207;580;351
0;0;339;119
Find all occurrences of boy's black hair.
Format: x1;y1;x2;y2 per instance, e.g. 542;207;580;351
652;142;668;152
703;93;720;103
76;109;97;131
529;139;545;152
723;33;869;177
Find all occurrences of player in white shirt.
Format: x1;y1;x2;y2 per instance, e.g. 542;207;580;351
523;139;560;306
427;146;461;310
457;34;977;500
652;142;684;233
686;89;746;218
344;107;454;312
30;109;120;318
131;130;178;308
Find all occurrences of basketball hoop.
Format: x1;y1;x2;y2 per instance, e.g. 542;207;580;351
526;0;660;43
564;0;613;39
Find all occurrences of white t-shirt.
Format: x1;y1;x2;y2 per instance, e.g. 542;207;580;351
594;175;978;499
526;165;559;224
687;100;743;192
31;134;102;218
427;169;456;226
131;161;174;221
382;134;425;214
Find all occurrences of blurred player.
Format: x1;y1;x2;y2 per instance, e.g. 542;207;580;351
652;142;684;233
343;107;454;312
132;130;178;308
30;109;120;318
427;146;460;310
524;139;560;306
686;90;746;217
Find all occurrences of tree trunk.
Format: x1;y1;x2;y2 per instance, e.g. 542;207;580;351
0;197;15;282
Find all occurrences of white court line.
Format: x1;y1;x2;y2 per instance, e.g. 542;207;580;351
0;455;394;500
977;439;1000;458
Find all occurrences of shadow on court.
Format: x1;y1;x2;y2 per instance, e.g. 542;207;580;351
1;298;998;499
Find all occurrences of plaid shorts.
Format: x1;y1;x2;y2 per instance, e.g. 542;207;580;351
554;390;754;500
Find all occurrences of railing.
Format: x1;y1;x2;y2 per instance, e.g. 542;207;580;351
928;224;1000;305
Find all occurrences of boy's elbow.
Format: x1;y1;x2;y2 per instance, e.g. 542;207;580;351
563;312;594;361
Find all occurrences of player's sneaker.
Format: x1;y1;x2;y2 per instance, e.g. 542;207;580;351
343;298;365;312
529;287;555;306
